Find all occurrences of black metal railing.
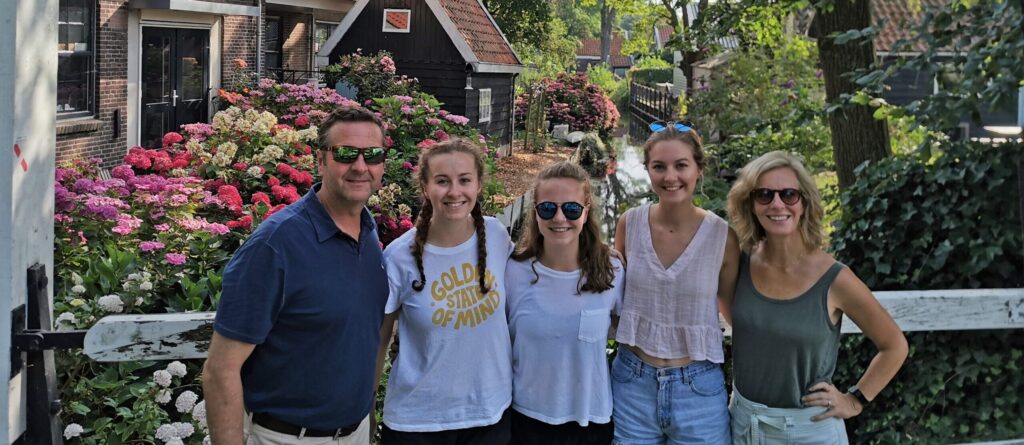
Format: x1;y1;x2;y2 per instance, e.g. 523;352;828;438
628;81;677;127
262;68;325;86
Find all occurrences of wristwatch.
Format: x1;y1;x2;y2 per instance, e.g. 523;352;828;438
848;385;870;408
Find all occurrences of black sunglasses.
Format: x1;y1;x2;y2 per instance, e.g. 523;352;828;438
535;201;586;221
751;188;802;206
322;145;387;165
649;120;696;133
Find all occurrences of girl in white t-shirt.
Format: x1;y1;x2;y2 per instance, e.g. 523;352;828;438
506;161;623;445
377;138;515;445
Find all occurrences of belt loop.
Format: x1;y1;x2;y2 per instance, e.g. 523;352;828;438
298;427;307;439
785;416;794;429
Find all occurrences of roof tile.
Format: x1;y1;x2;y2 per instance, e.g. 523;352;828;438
438;0;520;65
873;0;946;53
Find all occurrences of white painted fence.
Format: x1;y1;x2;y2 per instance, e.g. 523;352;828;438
84;288;1024;362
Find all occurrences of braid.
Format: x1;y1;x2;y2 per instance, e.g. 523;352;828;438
471;201;490;294
410;200;433;291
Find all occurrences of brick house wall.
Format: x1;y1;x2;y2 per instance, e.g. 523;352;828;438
222;0;259;87
56;0;259;167
282;13;310;71
55;0;129;166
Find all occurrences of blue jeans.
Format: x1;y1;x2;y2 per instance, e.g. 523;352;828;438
610;347;730;445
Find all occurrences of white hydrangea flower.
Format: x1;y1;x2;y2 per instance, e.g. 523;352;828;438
173;422;195;438
152;370;172;387
203;435;211;445
261;145;284;161
192;400;207;429
155;424;177;441
97;294;124;313
155;389;172;404
127;273;142;281
63;423;84;439
168;168;190;178
56;312;76;325
165;361;187;377
70;284;86;294
71;272;84;285
139;280;153;291
165;438;184;445
175;390;198;413
69;298;85;307
297;127;318;142
247;166;262;178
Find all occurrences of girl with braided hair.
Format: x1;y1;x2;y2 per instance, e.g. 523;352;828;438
377;138;515;444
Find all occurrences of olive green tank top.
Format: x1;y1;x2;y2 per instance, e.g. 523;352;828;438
732;253;845;408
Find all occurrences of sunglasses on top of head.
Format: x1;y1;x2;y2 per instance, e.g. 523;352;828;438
535;201;586;221
649;120;696;133
322;145;387;165
751;188;802;206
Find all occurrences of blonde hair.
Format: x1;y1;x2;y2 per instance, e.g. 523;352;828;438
726;151;825;251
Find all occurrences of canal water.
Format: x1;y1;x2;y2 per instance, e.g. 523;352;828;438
592;131;654;244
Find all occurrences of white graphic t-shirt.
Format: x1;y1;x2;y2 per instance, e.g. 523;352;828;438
505;257;623;426
382;216;514;432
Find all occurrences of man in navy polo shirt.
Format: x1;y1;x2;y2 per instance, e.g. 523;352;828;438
204;107;390;445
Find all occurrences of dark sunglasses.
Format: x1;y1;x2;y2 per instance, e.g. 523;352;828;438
535;201;586;221
751;188;802;205
649;120;695;133
322;145;387;164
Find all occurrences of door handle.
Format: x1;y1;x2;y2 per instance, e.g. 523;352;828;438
172;89;179;107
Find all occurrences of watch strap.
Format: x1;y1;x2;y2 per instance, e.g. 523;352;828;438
848;385;870;407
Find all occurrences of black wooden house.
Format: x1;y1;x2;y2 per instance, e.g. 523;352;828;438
872;0;1021;140
319;0;523;149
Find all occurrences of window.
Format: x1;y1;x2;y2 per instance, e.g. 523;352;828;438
57;0;95;118
478;88;492;123
382;9;411;33
262;16;282;71
314;21;338;53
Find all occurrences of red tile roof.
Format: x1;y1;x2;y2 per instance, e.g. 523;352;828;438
656;26;674;47
385;10;409;31
438;0;520;65
577;33;631;67
873;0;946;53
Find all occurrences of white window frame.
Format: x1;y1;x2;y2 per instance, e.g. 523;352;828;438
478;88;492;123
382;9;411;33
314;20;339;53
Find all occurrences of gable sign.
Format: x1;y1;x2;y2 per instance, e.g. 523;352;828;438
383;9;411;33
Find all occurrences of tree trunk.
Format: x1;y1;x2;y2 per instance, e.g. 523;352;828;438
816;0;891;189
600;1;615;65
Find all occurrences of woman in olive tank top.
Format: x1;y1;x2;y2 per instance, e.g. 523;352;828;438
724;151;908;445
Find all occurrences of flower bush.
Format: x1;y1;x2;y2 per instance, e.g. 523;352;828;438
322;49;420;103
55;80;507;443
515;71;620;135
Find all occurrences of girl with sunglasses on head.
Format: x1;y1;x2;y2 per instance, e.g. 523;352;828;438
724;151;907;444
376;139;515;445
611;122;740;445
505;162;623;445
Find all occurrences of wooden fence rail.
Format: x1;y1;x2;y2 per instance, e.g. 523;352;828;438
81;288;1024;362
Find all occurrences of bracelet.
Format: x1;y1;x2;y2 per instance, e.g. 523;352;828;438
848;385;870;408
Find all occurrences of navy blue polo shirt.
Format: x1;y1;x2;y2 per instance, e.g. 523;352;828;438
214;184;389;430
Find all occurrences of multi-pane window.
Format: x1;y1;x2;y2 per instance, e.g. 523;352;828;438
262;16;282;70
478;88;492;123
314;21;338;53
57;0;94;118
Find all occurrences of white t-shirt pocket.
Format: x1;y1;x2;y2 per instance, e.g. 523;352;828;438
578;309;610;343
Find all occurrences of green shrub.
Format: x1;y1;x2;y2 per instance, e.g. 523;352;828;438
629;68;673;86
830;141;1024;444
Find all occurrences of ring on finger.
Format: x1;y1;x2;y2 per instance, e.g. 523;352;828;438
826;399;833;409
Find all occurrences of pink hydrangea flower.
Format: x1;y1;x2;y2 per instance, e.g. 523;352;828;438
139;241;166;252
164;253;187;266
